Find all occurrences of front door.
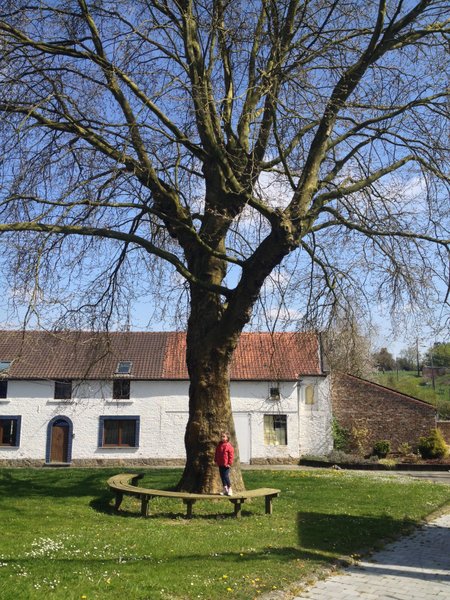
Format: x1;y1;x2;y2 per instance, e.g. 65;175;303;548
50;420;69;463
234;413;251;464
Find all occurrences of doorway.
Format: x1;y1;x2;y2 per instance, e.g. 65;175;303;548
46;417;72;463
234;412;251;463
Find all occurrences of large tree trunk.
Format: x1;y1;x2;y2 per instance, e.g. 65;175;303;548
176;218;293;493
177;278;245;493
177;340;245;493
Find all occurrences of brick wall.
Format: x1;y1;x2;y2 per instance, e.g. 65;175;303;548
437;421;450;444
331;373;437;455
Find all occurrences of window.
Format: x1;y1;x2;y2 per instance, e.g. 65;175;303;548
113;379;130;400
116;361;132;375
269;386;280;401
264;414;287;445
54;380;72;400
0;362;10;399
305;385;315;405
99;416;139;447
0;416;21;447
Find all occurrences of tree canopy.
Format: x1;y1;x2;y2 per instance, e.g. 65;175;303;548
373;346;396;371
0;0;448;331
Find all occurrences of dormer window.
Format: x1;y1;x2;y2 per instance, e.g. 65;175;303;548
0;361;11;373
116;361;132;375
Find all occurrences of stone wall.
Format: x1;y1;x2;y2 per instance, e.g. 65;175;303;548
331;373;437;455
437;421;450;444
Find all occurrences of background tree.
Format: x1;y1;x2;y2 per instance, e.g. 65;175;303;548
322;314;375;377
425;342;450;367
373;347;396;372
395;346;417;371
0;1;449;492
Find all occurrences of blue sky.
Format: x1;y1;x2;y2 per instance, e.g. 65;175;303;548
0;265;444;361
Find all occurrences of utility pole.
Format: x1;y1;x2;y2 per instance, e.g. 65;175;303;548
430;347;436;390
416;338;421;378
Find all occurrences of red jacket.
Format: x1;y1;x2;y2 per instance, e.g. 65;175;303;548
214;441;234;467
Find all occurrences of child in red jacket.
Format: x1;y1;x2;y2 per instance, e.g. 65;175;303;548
214;431;234;495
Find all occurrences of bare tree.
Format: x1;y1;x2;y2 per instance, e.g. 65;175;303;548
322;314;375;377
0;1;449;492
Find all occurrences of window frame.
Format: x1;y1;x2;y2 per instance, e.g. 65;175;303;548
0;416;21;447
264;414;287;446
0;379;7;399
54;379;73;400
98;416;140;448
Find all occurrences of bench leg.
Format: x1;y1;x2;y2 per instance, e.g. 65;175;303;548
141;497;149;518
183;499;196;518
114;491;124;511
232;500;243;518
265;495;273;515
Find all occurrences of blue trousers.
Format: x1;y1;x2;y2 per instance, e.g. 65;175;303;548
219;466;231;488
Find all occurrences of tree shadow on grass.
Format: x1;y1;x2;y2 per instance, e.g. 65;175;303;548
297;511;415;556
0;469;115;498
0;468;181;500
90;494;261;520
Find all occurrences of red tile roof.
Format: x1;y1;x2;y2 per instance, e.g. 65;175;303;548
0;330;322;381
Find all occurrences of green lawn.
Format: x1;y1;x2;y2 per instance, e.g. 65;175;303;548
1;468;449;600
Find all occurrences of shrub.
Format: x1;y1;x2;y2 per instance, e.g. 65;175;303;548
326;450;379;465
378;458;396;469
331;418;351;452
373;440;391;458
349;424;369;456
417;428;449;459
397;442;412;457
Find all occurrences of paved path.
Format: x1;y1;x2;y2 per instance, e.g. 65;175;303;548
293;511;450;600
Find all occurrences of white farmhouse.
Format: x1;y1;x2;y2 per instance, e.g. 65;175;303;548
0;330;332;466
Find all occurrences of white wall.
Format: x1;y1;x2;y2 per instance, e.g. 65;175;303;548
0;376;332;463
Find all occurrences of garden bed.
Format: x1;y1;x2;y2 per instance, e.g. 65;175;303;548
299;458;450;471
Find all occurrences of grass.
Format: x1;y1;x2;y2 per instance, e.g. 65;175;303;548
372;370;450;417
1;468;450;600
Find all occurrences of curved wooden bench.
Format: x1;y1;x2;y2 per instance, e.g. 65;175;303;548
107;473;280;518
